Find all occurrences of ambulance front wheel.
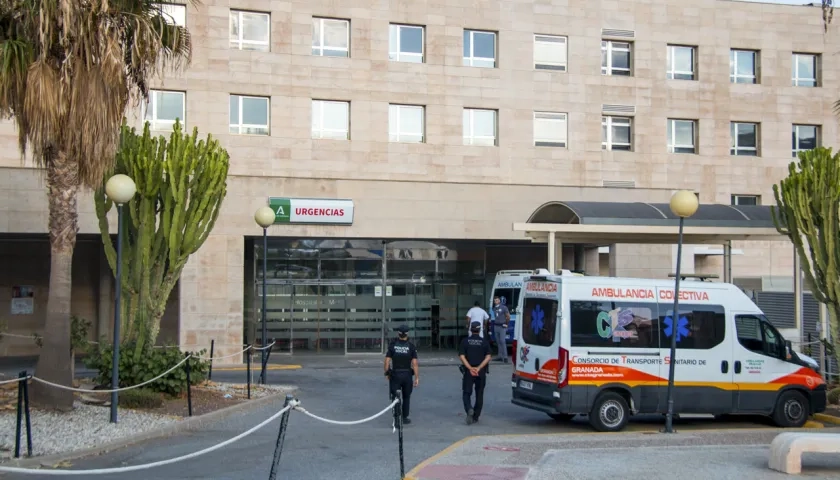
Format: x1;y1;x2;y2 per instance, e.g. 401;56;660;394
589;392;630;432
772;390;809;428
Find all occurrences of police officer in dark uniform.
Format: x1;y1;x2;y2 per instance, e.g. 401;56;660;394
384;324;419;424
458;321;492;425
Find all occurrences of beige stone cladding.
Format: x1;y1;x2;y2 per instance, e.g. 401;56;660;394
0;0;837;356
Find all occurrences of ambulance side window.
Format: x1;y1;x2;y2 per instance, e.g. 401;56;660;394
735;314;784;359
570;300;659;349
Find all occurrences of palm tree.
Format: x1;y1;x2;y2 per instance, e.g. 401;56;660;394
0;0;193;410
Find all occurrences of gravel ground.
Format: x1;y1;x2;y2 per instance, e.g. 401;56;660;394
0;401;181;460
200;382;295;400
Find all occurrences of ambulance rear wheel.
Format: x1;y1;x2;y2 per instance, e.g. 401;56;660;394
772;390;809;428
589;392;630;432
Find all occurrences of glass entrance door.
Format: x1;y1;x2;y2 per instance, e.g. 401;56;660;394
261;283;292;354
291;284;346;354
436;283;460;349
345;284;384;353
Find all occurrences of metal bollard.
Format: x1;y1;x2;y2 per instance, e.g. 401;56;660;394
267;394;294;480
246;345;252;400
22;371;32;457
208;339;215;381
14;372;23;458
394;391;405;479
185;353;193;417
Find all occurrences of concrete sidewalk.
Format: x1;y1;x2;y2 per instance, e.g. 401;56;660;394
406;428;840;480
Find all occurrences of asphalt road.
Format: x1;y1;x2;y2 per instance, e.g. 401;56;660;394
2;365;783;480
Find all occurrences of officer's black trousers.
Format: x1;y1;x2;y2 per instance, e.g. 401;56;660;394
389;371;413;418
462;371;486;418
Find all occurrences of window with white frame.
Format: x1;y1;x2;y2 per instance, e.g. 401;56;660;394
389;24;424;63
144;90;185;131
731;195;760;206
463;108;497;146
154;3;186;26
229;95;269;135
229;10;270;51
667;119;696;154
602;116;632;151
730;122;758;156
533;112;567;147
792;124;819;157
312;18;350;57
389;104;425;143
730;49;758;84
792;53;818;87
601;40;631;76
311;100;349;140
463;30;496;68
534;34;567;71
667;45;695;80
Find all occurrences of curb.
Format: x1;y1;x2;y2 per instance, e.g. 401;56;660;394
0;386;299;470
813;413;840;425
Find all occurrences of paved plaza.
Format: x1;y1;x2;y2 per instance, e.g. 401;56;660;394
0;364;836;479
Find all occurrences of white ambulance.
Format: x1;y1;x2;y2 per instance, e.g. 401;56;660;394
510;272;827;432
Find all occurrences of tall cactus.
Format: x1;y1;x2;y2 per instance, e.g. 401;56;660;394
771;147;840;355
94;120;230;356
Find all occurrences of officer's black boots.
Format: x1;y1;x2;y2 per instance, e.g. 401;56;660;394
403;417;412;425
466;409;475;425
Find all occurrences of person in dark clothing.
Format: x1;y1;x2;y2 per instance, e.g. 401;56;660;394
385;324;419;424
459;321;492;425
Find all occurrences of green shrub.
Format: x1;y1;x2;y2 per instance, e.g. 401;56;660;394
118;388;165;409
84;343;209;396
828;387;840;405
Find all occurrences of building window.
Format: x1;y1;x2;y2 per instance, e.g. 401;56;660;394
602;116;632;151
730;49;758;84
667;119;696;154
731;195;760;206
463;30;496;68
533;112;567;147
311;100;349;140
229;95;269;135
312;18;350;57
389;24;424;63
792;53;818;87
730;122;758;156
389;104;425;143
792;124;819;157
229;10;270;51
463;108;497;146
144;90;185;131
667;45;695;80
534;34;567;71
154;3;186;26
601;40;631;76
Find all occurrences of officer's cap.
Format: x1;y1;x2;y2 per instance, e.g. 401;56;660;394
470;321;482;332
395;324;410;334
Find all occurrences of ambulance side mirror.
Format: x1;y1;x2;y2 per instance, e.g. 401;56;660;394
784;339;793;360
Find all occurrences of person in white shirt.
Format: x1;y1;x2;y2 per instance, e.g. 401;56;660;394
465;301;490;338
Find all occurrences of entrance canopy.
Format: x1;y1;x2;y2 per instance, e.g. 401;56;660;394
515;201;785;244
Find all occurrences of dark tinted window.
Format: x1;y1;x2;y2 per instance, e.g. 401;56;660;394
492;288;521;314
658;304;725;350
522;297;558;347
570;301;659;348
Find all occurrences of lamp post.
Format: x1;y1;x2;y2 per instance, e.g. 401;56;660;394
105;174;137;423
254;206;276;385
663;190;699;434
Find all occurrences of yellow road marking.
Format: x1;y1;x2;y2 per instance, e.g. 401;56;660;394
813;413;840;425
214;365;302;371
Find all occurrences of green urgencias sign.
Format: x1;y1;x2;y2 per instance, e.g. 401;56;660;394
267;197;354;225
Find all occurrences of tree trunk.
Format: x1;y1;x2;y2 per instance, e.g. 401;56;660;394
827;302;840;365
31;151;78;411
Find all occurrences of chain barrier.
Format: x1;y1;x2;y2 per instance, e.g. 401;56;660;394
0;396;406;478
29;355;191;394
0;376;30;386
